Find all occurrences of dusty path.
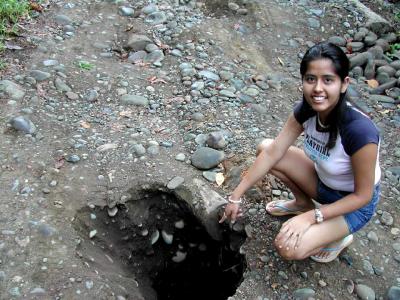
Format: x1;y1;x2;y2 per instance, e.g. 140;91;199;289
0;0;399;299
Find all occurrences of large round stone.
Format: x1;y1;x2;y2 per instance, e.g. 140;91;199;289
191;147;225;170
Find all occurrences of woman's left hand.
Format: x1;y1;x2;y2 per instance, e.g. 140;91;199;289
275;211;315;251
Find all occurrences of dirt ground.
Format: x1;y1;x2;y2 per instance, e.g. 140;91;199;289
0;0;399;299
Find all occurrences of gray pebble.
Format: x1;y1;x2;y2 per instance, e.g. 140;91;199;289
54;14;72;25
381;211;394;226
145;12;167;25
121;94;149;106
167;176;184;189
355;284;375;300
119;6;134;17
0;80;25;100
207;132;227;149
293;288;315;300
175;153;186;161
29;70;51;81
362;259;374;274
66;154;80;163
367;231;379;242
202;171;217;182
387;286;400;300
191;147;225;170
9;116;36;134
147;145;159;156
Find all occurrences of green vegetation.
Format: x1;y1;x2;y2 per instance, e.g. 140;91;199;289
387;43;400;59
0;59;7;70
0;0;30;54
77;60;95;71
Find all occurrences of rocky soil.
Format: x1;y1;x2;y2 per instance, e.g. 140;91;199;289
0;0;399;299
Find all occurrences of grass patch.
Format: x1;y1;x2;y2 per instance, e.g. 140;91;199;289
387;43;400;59
77;60;95;71
0;59;7;70
0;0;30;50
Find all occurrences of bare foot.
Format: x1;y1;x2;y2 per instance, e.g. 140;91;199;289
265;199;314;216
311;235;354;263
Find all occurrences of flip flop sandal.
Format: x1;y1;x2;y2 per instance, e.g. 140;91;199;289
265;200;308;216
310;234;354;263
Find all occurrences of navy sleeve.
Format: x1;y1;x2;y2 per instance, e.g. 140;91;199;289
340;118;380;156
293;99;315;124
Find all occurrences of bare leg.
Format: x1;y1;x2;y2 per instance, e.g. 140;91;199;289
275;216;350;261
257;139;317;211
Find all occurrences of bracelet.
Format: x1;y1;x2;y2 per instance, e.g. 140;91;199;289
228;196;242;204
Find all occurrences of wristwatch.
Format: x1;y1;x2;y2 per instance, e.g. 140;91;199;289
314;208;324;223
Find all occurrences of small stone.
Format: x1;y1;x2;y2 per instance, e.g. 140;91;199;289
144;50;165;64
167;176;184;189
142;4;157;15
145;11;167;25
278;271;288;280
66;91;79;100
161;230;173;244
151;230;159;245
362;259;374;274
207;132;227;149
380;211;394;226
108;207;118;217
391;228;400;235
175;153;186;161
147;145;159;156
228;2;240;11
198;70;220;81
97;143;118;152
175;220;184;229
54;14;72;25
202;171;217;182
191;147;225;170
119;6;134;16
293;288;315;300
355;284;375;300
85;281;94;290
128;51;147;63
66;154;80;163
319;280;327;287
121;94;149;106
272;189;282;196
9;116;36;134
387;286;400;300
0;80;25;100
367;231;379;242
125;34;152;51
89;230;97;238
132;144;146;156
30;287;46;294
172;251;186;263
29;70;51;81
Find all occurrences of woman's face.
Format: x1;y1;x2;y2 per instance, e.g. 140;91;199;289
302;58;349;120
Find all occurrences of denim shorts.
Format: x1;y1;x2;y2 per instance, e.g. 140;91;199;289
316;179;380;233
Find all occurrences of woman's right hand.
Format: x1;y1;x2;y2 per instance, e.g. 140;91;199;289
219;203;242;224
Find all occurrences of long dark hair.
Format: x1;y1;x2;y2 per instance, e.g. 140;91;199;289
300;42;350;149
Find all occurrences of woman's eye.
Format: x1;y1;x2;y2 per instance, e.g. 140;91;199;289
305;76;315;83
324;78;333;83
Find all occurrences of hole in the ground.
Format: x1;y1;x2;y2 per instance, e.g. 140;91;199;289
74;190;246;300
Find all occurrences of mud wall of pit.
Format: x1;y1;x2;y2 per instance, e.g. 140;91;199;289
73;180;247;300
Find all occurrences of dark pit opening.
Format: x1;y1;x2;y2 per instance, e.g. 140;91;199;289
74;190;246;300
